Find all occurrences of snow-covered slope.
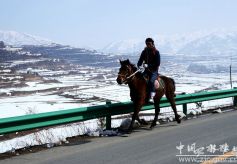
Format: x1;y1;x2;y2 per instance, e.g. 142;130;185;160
0;30;55;46
102;29;237;56
103;39;144;55
177;30;237;56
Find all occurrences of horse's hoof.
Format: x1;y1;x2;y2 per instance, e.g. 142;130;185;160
177;119;181;124
150;123;156;129
127;130;132;134
141;119;149;125
175;116;181;124
150;125;156;129
125;127;133;134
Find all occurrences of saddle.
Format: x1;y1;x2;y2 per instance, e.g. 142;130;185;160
154;77;165;90
142;74;165;91
143;74;165;104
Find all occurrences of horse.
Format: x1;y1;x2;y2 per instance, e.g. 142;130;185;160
116;59;181;131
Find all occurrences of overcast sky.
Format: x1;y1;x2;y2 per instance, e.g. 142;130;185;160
1;0;237;49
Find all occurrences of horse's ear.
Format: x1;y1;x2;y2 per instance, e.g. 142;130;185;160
124;59;130;64
119;59;122;65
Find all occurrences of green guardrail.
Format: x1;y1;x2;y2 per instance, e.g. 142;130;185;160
0;88;237;134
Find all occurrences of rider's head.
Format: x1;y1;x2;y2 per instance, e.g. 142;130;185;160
145;38;154;48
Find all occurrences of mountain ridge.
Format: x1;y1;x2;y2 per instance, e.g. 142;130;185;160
102;29;237;56
0;30;55;46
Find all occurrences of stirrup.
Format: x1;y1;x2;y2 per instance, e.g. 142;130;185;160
149;98;154;103
149;92;156;103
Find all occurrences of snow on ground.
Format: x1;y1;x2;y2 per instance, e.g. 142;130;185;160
9;59;50;67
0;65;236;154
0;120;99;153
0;94;93;118
0;82;71;94
79;84;130;102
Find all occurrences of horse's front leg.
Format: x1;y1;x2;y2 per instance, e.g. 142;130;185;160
136;117;148;125
150;98;161;129
128;103;143;131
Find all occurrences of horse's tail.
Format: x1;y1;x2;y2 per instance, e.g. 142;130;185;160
170;78;176;92
170;78;176;97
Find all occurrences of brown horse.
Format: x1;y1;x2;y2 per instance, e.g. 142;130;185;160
116;59;181;131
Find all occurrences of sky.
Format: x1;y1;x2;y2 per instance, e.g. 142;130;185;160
1;0;237;49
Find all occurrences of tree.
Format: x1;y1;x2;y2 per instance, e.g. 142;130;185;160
0;41;5;48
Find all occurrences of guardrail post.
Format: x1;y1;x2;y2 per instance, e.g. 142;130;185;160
106;101;112;130
233;87;237;108
234;97;237;107
234;87;237;107
181;92;187;115
183;103;187;116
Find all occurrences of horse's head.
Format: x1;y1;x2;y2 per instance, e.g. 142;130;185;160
117;59;137;85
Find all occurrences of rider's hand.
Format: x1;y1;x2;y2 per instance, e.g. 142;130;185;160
138;66;145;72
143;64;148;68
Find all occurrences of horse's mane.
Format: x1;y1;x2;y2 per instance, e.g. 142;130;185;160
120;59;143;78
128;62;143;78
129;63;137;72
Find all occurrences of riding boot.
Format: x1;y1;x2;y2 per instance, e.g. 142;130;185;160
149;92;156;103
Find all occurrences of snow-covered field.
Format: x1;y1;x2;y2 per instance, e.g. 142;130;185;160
1;67;235;118
0;54;237;155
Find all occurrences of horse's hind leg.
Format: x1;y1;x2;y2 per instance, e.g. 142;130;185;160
150;90;164;129
166;93;181;124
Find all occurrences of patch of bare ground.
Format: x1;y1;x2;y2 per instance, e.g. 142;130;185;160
0;135;94;160
0;124;95;160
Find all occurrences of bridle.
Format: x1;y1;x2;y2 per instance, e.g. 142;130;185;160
118;66;142;84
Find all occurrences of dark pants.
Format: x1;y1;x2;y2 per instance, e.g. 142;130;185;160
150;71;159;92
143;70;159;93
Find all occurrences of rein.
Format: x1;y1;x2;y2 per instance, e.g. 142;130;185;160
119;69;142;84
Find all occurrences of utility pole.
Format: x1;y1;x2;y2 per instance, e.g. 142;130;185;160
230;53;233;89
230;64;233;89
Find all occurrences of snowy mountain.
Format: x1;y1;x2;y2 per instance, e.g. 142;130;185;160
0;30;120;69
177;30;237;57
0;31;55;46
102;29;237;57
103;39;144;55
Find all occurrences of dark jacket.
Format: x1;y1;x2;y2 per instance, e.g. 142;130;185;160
137;47;160;72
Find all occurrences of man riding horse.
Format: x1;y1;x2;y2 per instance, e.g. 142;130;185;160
117;38;181;131
137;38;160;103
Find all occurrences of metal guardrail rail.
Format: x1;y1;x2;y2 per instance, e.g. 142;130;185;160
0;88;237;134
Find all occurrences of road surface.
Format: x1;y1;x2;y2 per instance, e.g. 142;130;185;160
1;109;237;164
